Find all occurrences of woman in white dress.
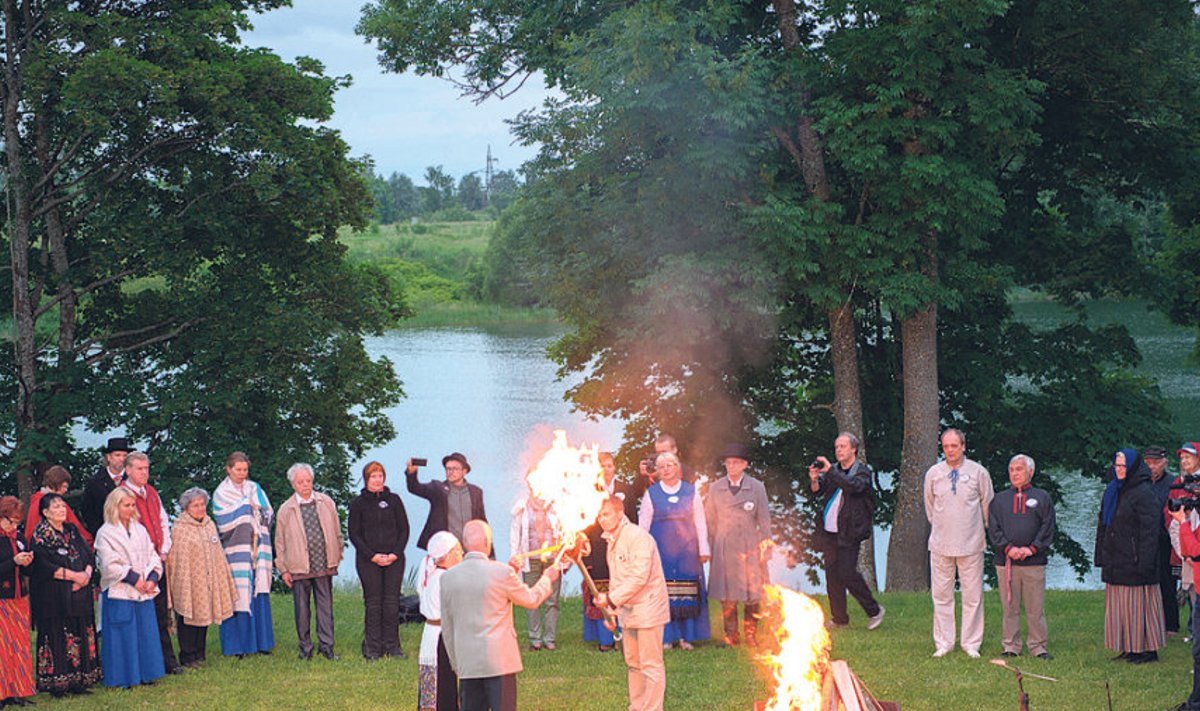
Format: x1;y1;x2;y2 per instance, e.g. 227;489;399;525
417;531;463;711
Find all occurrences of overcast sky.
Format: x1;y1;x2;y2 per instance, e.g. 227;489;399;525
243;0;549;181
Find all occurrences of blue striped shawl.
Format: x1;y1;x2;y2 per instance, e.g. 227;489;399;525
213;477;274;613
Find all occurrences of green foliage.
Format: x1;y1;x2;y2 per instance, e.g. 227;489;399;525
0;0;403;507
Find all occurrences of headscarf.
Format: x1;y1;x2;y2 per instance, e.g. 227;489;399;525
1101;447;1141;527
419;530;461;592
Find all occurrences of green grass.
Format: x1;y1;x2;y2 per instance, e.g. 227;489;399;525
26;588;1191;710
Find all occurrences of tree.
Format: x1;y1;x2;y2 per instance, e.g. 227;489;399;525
359;0;1199;587
458;173;486;211
487;170;521;213
421;165;455;213
1;0;404;506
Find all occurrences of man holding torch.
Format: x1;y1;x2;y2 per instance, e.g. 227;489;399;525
593;496;670;711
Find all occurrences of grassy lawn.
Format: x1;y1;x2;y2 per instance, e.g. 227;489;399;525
25;588;1190;710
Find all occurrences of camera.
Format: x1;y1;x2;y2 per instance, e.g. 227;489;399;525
641;458;656;473
810;459;823;470
1169;498;1200;513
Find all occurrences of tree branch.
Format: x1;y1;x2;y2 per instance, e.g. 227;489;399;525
33;268;136;319
82;317;207;366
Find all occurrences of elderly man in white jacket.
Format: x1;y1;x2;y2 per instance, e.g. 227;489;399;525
94;487;166;688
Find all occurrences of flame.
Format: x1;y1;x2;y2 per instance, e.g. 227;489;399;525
523;429;608;546
760;584;831;711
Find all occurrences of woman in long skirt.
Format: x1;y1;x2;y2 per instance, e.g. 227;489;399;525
213;451;276;656
0;496;36;706
1095;448;1166;663
639;451;711;649
95;488;166;687
29;493;102;696
417;531;462;711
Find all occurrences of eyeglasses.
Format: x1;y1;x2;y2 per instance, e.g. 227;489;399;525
445;466;465;472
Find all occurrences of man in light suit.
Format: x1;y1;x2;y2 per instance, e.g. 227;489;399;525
440;519;560;711
593;496;670;711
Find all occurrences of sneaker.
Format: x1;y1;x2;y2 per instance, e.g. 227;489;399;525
825;620;849;630
932;648;952;658
867;607;886;631
965;649;981;658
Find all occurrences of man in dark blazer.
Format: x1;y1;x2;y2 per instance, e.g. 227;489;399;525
406;453;487;550
80;436;130;537
440;520;559;711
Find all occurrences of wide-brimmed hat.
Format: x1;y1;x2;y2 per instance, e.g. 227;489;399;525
442;452;471;473
101;437;131;454
1180;442;1200;457
719;443;752;462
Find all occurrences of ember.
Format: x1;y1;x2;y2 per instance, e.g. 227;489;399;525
523;429;609;547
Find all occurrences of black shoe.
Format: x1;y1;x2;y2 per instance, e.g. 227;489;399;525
1112;652;1129;661
1036;652;1053;660
258;650;272;656
167;666;185;675
1128;651;1159;664
387;649;408;660
1000;651;1018;658
69;688;91;696
299;650;313;660
320;650;339;661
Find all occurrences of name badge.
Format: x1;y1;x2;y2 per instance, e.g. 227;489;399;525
378;501;389;509
16;540;25;551
743;502;755;511
616;493;626;500
211;535;220;544
667;496;679;504
57;547;69;556
1027;499;1039;508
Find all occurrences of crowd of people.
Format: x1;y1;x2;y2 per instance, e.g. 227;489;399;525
1;431;1198;710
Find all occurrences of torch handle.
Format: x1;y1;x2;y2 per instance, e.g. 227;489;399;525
568;551;622;641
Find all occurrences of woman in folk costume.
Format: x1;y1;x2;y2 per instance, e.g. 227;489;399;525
168;487;238;668
24;466;92;547
417;531;463;711
95;487;166;688
639;450;711;649
213;451;276;656
0;496;36;707
28;493;101;696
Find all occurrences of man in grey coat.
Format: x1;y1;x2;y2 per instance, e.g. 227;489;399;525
705;443;772;647
440;520;560;711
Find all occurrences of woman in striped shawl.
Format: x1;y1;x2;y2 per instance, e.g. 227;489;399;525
213;451;276;657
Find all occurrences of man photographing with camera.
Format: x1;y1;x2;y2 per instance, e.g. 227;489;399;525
807;433;884;631
1167;441;1200;711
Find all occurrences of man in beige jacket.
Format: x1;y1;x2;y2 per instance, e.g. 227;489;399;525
594;496;670;711
441;519;560;711
275;463;344;661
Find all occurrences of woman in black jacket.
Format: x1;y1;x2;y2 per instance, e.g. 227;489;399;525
1095;448;1165;663
349;461;410;660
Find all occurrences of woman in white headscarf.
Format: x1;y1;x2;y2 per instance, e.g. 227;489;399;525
417;531;463;711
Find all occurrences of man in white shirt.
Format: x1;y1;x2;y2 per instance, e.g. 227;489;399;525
924;428;994;658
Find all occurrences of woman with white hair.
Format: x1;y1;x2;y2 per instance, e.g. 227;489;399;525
95;487;166;687
417;530;463;711
275;463;344;661
168;487;237;669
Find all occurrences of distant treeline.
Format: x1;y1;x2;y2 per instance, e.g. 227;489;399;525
367;166;522;223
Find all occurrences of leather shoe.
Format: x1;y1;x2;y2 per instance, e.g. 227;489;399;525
320;650;339;661
1036;652;1053;660
1000;651;1018;658
299;650;313;661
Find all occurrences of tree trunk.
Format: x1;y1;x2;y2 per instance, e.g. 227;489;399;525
886;236;940;592
4;0;39;502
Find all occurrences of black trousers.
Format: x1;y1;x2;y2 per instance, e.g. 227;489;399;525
154;570;179;670
437;635;459;711
357;557;405;658
824;541;880;624
175;614;207;666
1158;537;1180;632
458;674;517;711
293;575;335;655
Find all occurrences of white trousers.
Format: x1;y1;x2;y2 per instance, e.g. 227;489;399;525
930;551;985;653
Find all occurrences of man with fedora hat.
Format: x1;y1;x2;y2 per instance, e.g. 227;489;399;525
808;432;884;632
80;436;131;537
1146;445;1182;635
705;443;772;647
406;453;487;550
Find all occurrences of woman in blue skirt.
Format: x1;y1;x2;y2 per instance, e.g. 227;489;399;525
213;452;276;656
95;487;166;687
639;451;711;649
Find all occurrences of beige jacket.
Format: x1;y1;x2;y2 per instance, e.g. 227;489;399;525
440;551;555;679
604;516;669;629
274;492;344;577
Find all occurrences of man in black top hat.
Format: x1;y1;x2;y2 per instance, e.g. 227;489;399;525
1145;445;1180;634
80;436;131;537
405;452;487;550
